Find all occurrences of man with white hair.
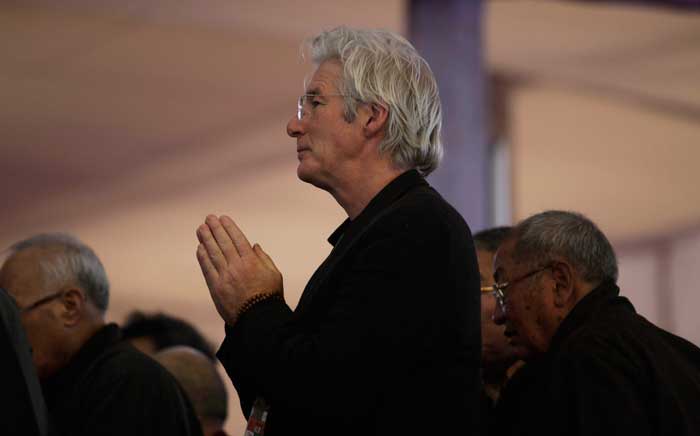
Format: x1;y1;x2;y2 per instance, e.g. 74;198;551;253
0;233;202;436
196;27;481;435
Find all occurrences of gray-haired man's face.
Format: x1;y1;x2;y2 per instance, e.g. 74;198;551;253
286;60;366;192
492;239;558;361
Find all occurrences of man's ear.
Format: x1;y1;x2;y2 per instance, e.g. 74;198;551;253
362;102;389;138
550;260;575;308
60;288;86;327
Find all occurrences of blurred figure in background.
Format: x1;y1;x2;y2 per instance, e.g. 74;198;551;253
492;211;700;436
0;233;202;436
474;226;520;401
122;311;215;359
473;226;521;435
156;346;229;436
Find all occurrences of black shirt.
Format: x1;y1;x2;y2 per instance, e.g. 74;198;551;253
43;323;202;436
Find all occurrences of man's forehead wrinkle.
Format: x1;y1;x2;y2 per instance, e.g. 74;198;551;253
306;63;342;95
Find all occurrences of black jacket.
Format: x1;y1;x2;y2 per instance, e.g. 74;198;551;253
494;281;700;436
42;324;202;436
217;169;482;435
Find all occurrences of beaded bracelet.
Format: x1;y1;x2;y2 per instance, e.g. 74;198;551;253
232;292;282;326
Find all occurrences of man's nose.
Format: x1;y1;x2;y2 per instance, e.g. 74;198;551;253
492;301;506;325
287;116;303;138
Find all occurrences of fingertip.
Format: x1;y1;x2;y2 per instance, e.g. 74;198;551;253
206;215;220;227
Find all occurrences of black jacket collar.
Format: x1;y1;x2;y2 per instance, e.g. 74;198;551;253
43;323;122;403
327;169;427;247
549;280;635;353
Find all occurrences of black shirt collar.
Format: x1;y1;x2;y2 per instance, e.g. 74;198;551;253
548;280;634;353
327;169;427;247
43;323;122;402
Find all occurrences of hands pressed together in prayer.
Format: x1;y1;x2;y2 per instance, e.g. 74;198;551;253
196;215;283;325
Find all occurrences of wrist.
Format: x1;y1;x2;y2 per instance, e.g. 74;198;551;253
231;292;283;326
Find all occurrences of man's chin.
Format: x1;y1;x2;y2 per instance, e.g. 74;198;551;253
296;163;315;184
506;337;534;361
297;166;331;192
510;343;537;362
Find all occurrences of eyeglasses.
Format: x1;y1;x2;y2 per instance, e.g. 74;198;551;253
19;290;65;314
296;93;354;120
489;265;553;313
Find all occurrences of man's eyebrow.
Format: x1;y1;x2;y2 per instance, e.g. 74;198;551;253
304;88;321;96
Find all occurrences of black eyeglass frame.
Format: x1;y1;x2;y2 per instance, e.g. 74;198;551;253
18;290;65;314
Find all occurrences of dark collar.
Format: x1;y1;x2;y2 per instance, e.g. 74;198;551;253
327;169;427;247
548;280;634;353
43;323;122;402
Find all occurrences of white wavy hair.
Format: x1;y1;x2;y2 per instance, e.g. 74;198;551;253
308;27;443;176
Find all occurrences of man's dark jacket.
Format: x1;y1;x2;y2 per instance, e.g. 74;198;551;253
217;170;482;435
494;280;700;436
42;323;202;436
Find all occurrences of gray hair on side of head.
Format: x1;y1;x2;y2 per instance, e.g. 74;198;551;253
10;233;110;312
308;26;443;176
512;211;618;285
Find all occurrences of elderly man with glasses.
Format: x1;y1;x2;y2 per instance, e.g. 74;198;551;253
195;27;481;435
0;233;202;436
489;210;700;436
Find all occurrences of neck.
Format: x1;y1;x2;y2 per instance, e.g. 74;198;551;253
329;161;405;220
67;316;105;359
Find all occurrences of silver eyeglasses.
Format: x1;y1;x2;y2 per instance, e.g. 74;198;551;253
482;264;553;313
296;93;355;120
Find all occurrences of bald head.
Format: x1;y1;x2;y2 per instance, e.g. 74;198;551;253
155;346;228;435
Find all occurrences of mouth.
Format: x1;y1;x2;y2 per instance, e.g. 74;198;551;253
296;148;309;161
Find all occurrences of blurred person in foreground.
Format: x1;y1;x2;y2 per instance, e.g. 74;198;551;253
195;27;481;435
492;210;700;436
0;285;48;436
0;233;202;436
122;310;215;359
156;346;230;436
473;227;521;432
